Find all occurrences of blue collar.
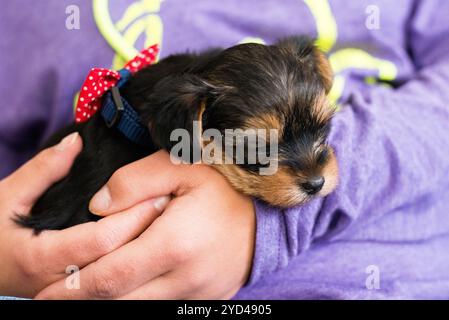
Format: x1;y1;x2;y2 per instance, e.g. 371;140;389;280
100;69;153;147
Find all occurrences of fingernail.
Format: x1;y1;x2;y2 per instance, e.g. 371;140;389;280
55;132;79;151
153;195;171;212
89;186;111;215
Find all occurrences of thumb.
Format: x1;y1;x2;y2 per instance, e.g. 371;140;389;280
5;132;82;208
89;150;184;216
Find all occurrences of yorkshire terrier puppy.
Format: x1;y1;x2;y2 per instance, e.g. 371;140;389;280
17;36;338;233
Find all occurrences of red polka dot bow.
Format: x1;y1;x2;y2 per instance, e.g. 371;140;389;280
75;44;159;123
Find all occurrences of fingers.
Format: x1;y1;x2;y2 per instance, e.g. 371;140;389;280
32;197;170;274
4;132;82;210
89;150;192;216
118;273;183;300
35;214;180;299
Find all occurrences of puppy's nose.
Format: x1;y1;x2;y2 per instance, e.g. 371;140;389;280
302;176;325;195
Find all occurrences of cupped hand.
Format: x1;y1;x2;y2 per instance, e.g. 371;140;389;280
0;133;167;298
36;150;256;299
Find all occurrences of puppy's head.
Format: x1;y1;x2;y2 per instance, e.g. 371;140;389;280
147;36;338;207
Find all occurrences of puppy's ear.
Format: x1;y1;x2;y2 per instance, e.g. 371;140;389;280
276;36;333;93
313;48;333;94
145;74;212;163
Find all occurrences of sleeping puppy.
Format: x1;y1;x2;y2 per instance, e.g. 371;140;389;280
16;36;338;233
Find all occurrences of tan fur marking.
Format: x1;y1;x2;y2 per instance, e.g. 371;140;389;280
315;49;333;93
318;147;339;196
197;100;206;148
313;93;334;124
244;113;283;140
213;163;306;207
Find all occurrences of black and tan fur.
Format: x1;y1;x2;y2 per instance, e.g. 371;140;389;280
17;36;338;232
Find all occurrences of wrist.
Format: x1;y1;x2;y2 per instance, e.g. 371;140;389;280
0;240;15;296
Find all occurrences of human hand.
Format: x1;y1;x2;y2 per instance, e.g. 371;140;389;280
36;150;255;299
0;133;167;298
